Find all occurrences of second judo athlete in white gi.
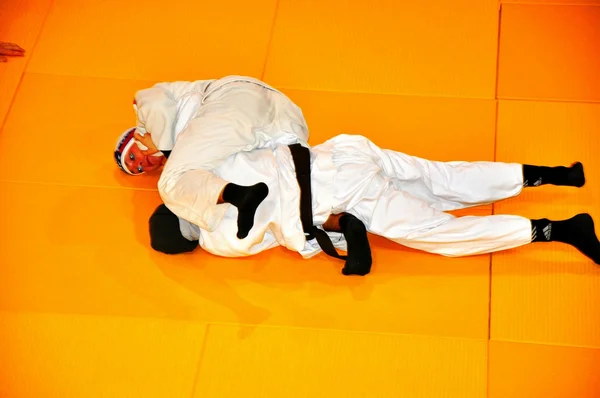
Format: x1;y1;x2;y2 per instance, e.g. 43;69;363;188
115;75;310;239
144;134;600;276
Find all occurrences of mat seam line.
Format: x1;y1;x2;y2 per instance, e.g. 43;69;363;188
3;310;597;350
260;0;281;81
4;71;497;102
14;70;600;105
488;3;504;397
18;69;502;102
189;323;212;398
0;0;55;132
500;1;600;6
498;96;600;104
193;321;489;342
0;179;159;191
23;70;162;85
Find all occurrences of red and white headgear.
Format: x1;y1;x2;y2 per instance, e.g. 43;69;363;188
114;127;141;175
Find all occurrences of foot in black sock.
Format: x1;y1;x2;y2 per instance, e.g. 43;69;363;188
567;162;585;187
339;214;372;276
222;182;269;239
523;162;585;187
531;213;600;264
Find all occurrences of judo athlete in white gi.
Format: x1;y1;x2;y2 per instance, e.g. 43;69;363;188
114;75;310;239
143;134;600;276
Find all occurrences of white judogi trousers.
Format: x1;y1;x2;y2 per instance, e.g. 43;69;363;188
311;135;533;257
182;134;534;258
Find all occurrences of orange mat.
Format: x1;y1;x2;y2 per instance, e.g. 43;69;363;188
1;0;599;397
0;0;52;127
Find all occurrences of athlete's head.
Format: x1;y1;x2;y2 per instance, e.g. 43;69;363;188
114;127;166;176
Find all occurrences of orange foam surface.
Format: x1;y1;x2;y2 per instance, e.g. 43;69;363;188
489;341;600;398
0;0;599;396
498;4;600;102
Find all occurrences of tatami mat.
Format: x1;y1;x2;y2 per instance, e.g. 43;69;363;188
263;0;500;98
0;0;599;396
0;73;159;189
282;89;497;161
0;311;206;398
501;0;600;5
193;324;488;398
0;180;491;339
26;0;279;81
492;100;600;348
498;4;600;102
488;340;600;398
0;0;52;127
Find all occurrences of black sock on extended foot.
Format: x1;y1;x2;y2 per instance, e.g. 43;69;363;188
523;162;585;188
531;214;600;264
222;182;269;239
339;214;372;276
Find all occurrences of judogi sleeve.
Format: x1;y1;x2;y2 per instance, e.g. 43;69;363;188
133;80;214;151
156;121;308;233
143;80;309;233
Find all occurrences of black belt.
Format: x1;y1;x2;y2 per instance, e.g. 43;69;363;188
288;143;347;261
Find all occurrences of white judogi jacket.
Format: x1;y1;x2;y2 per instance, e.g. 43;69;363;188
177;144;347;258
133;76;310;232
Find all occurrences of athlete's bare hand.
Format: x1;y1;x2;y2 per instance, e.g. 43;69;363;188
0;42;25;62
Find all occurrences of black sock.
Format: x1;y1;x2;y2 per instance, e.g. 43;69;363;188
222;183;269;239
523;162;585;187
531;214;600;264
339;214;372;276
149;204;199;254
